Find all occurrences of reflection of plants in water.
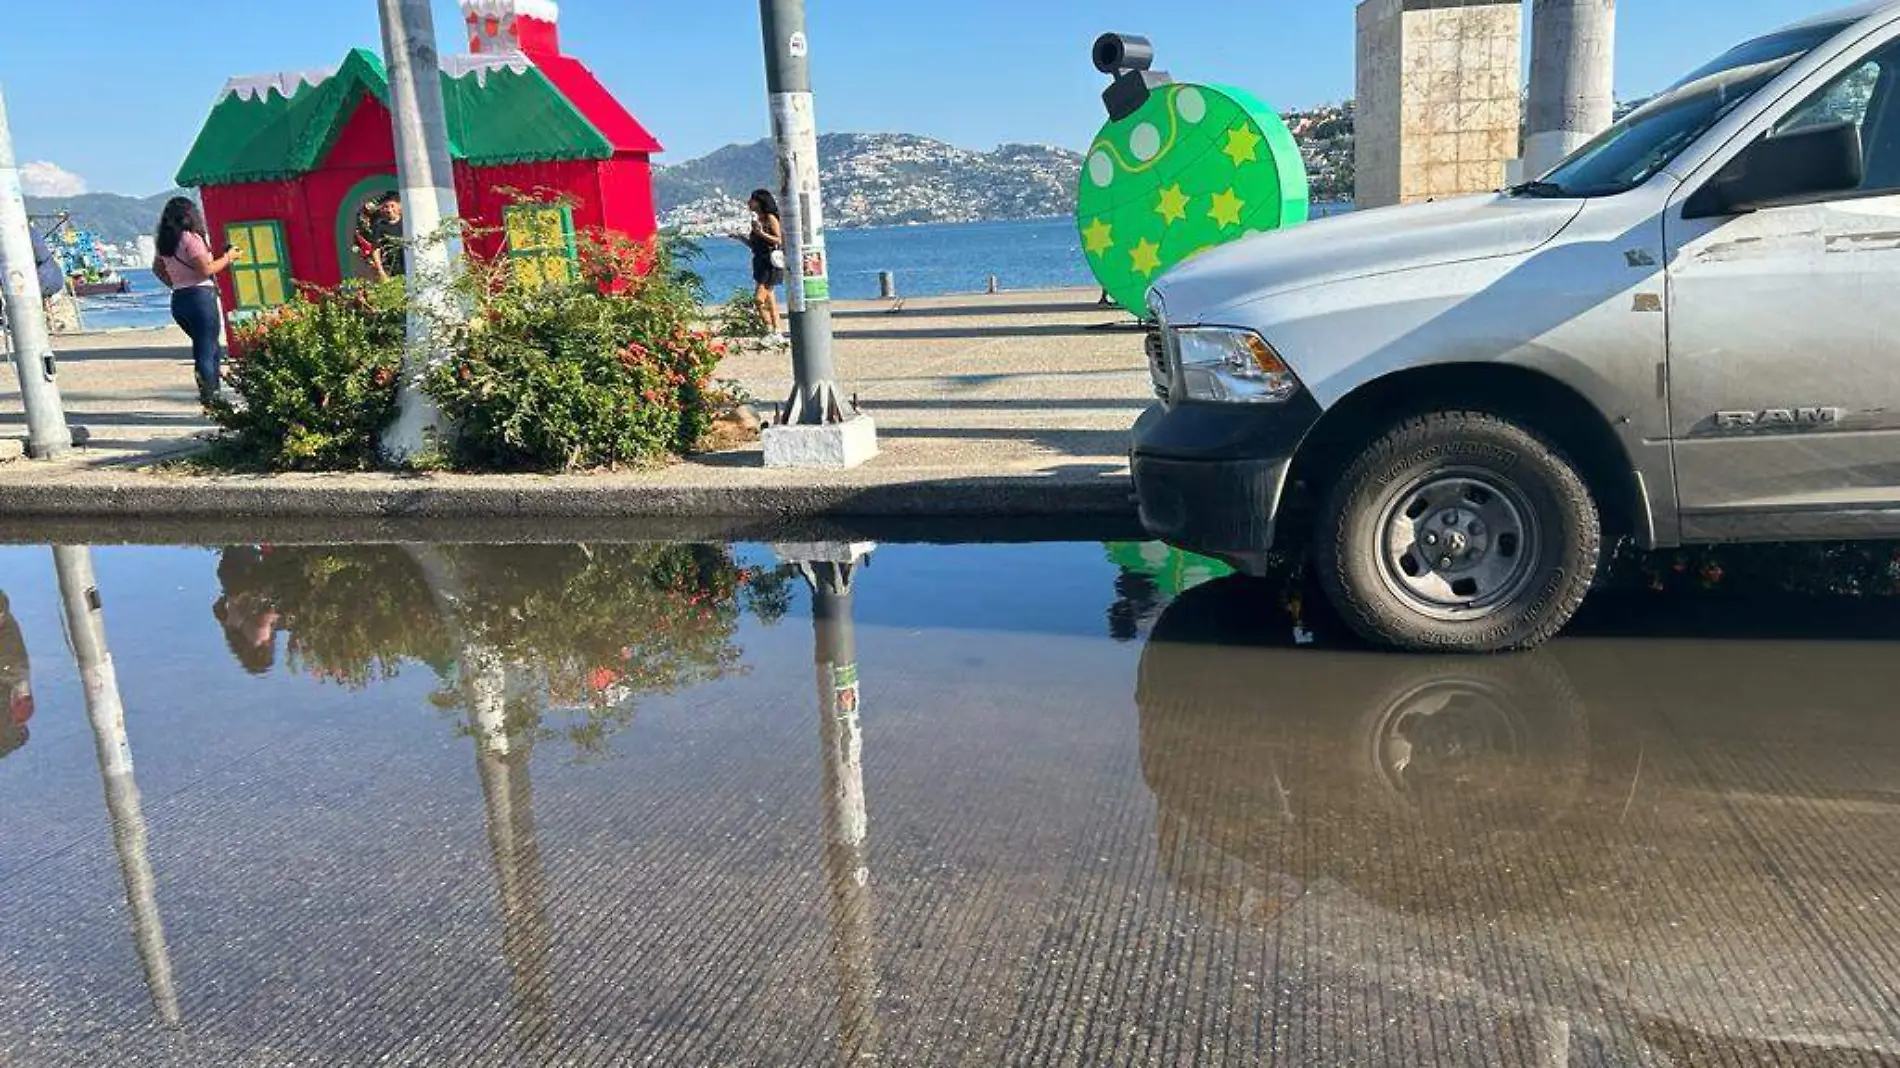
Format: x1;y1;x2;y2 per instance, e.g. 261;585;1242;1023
222;547;447;687
1603;540;1900;597
444;545;784;756
215;543;791;755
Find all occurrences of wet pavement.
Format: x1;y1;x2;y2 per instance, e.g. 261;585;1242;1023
1;537;1899;1066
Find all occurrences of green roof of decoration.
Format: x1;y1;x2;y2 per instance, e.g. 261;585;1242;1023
176;48;616;187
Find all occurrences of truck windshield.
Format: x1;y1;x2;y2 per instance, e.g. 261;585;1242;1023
1522;19;1856;198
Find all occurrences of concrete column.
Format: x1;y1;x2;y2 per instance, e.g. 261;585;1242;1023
1525;0;1617;178
376;0;460;464
0;85;72;459
1355;0;1524;207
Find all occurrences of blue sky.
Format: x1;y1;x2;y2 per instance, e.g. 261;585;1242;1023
0;0;1852;196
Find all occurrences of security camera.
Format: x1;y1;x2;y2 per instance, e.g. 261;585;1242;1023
1093;33;1171;121
1092;33;1156;75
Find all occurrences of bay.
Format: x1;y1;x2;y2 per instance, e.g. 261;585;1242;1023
75;208;1353;332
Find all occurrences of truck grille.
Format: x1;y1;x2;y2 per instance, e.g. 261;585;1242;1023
1145;327;1170;401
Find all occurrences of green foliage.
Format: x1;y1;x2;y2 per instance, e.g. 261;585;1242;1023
217;546;449;687
207;216;729;474
213;282;407;471
717;286;770;339
424;231;729;471
660;229;708;301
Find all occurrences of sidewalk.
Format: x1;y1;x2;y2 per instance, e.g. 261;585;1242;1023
0;288;1150;520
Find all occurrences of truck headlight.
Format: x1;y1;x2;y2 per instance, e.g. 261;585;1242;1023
1175;327;1302;404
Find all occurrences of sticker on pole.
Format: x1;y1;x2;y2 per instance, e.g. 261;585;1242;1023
769;91;831;309
788;32;808;58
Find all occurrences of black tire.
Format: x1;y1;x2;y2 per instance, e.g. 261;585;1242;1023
1314;410;1600;653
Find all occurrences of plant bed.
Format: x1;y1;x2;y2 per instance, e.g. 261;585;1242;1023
204;219;754;475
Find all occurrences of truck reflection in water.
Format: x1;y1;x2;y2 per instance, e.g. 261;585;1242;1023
1137;576;1900;1063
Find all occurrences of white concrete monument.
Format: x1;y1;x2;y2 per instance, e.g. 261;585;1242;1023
1355;0;1525;209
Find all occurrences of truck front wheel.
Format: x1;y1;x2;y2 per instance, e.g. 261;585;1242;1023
1315;411;1601;653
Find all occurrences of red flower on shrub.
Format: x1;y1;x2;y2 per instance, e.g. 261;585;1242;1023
372;367;396;388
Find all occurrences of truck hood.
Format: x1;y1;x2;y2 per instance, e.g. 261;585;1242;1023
1151;194;1587;321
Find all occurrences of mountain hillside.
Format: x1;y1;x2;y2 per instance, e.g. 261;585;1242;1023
656;133;1081;234
31;105;1359;245
22;190;188;245
657;109;1356;235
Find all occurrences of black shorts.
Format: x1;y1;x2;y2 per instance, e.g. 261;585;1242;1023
752;261;785;287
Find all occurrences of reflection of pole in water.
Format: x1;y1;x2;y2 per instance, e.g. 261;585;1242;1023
51;546;181;1029
467;653;554;1051
787;544;879;1066
405;546;555;1050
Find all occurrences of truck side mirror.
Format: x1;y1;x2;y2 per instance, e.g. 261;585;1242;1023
1685;121;1865;219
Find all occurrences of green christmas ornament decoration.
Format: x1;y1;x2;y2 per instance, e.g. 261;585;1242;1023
1080;34;1310;314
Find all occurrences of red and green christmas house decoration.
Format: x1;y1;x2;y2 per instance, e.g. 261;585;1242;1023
174;0;661;324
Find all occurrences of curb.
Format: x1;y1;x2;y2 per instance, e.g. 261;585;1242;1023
0;475;1138;522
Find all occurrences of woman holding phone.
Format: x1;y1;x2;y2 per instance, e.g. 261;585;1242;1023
738;188;785;338
153;196;242;404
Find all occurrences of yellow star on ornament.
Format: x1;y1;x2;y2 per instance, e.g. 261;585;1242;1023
1223;125;1262;167
1130;238;1163;277
1208;188;1246;229
1082;217;1115;256
1155;184;1190;226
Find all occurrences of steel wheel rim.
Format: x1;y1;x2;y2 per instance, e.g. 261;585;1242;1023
1376;469;1541;621
1366;677;1526;798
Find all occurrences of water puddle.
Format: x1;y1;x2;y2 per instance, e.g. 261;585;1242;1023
1;537;1897;1064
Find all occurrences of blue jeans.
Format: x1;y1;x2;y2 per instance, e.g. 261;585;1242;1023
170;286;226;399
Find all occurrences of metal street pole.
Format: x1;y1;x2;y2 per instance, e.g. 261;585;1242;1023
759;0;841;427
377;0;460;464
0;84;73;460
1525;0;1617;178
52;546;181;1029
780;543;880;1064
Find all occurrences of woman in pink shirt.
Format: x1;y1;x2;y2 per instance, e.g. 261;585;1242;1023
153;197;242;403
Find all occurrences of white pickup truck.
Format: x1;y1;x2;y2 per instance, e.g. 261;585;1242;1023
1133;1;1900;651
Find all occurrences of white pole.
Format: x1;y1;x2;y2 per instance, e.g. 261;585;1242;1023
376;0;462;464
0;84;73;459
1525;0;1617;178
52;546;181;1028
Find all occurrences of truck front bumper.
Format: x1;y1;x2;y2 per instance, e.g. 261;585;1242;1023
1129;396;1324;573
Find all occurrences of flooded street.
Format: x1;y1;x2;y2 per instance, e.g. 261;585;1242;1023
1;538;1898;1066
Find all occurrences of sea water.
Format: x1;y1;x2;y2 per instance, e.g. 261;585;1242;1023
79;210;1352;331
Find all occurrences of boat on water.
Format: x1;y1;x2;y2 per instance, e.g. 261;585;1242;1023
38;216;133;298
69;274;131;297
